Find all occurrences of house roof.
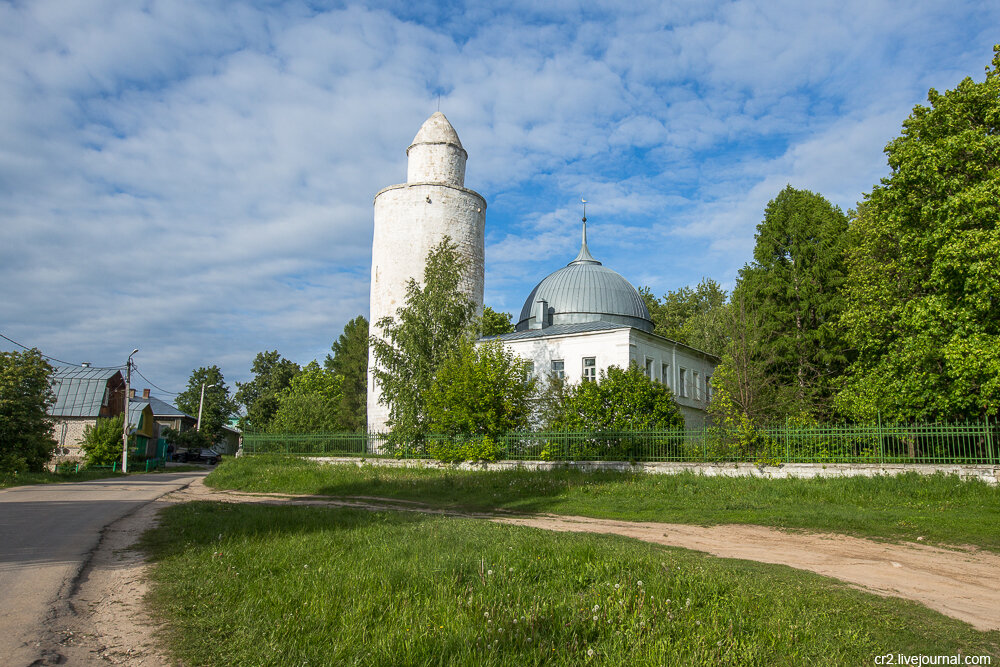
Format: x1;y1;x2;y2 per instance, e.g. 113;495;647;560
483;321;628;342
482;320;721;362
146;395;194;420
49;366;122;417
127;399;151;428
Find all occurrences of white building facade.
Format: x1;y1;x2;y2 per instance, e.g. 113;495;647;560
487;223;719;428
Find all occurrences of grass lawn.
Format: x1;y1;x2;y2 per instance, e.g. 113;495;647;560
206;456;1000;552
141;501;999;666
0;464;206;489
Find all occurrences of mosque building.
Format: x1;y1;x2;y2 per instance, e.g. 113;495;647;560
368;112;718;432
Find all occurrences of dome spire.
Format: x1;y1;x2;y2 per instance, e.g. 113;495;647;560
571;199;600;265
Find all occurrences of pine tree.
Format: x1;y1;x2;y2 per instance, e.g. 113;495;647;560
734;186;850;420
325;316;368;432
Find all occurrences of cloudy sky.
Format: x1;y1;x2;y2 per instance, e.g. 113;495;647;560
1;0;997;400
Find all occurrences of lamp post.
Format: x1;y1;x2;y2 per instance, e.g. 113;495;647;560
196;382;218;432
122;348;139;473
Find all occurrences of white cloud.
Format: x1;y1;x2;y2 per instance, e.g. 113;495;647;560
1;0;997;395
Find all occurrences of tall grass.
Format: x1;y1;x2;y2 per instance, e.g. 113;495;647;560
207;456;1000;550
141;502;999;666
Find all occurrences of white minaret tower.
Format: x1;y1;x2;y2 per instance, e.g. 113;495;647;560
367;112;486;433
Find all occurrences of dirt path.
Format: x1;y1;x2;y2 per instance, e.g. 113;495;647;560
174;480;1000;632
45;497;176;666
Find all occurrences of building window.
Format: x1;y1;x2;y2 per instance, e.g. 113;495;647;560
582;357;596;381
661;363;669;386
694;371;701;400
706;375;712;402
525;361;534;378
678;368;687;397
551;359;565;379
644;357;654;379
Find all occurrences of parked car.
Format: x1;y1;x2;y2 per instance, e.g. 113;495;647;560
177;448;221;464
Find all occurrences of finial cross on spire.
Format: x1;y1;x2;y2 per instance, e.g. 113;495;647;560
571;198;600;265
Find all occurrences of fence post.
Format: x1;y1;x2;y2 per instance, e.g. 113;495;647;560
986;416;995;466
877;412;884;465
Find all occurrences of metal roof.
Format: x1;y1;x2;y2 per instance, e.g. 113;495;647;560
484;321;629;342
128;400;150;428
49;366;122;417
146;395;193;419
516;224;653;332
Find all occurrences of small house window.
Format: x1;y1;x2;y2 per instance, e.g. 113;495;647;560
678;368;687;398
525;361;534;378
694;371;701;400
661;363;669;387
551;359;565;379
645;357;654;379
706;375;712;402
582;357;596;381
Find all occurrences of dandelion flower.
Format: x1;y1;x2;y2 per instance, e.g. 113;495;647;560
587;648;594;657
637;580;643;586
592;605;600;612
487;570;493;575
614;583;620;589
484;612;489;618
593;616;598;621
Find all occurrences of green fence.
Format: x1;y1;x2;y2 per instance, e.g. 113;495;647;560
242;421;998;465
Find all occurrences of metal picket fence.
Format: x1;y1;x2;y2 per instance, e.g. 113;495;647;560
241;420;998;465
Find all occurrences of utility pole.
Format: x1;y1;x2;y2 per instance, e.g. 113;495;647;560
122;349;139;473
197;382;218;432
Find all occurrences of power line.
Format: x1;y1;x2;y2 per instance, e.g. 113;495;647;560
0;331;125;370
132;364;182;396
1;331;81;366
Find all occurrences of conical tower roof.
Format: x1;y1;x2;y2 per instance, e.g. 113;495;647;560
409;112;464;151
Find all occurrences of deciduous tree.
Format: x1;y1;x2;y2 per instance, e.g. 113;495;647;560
269;361;344;433
370;237;478;442
235;351;300;430
480;306;514;336
640;279;729;356
176;366;237;444
838;46;1000;421
0;349;55;472
551;364;683;431
425;340;534;439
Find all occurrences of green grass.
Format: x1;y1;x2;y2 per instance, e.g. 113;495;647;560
206;456;1000;551
140;501;999;666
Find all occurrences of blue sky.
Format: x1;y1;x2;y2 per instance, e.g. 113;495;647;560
1;0;997;400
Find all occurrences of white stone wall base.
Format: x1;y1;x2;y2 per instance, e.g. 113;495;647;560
308;457;999;485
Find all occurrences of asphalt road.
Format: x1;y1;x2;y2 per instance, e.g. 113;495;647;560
0;471;206;666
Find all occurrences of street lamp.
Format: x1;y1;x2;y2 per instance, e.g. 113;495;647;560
196;382;218;432
122;349;139;473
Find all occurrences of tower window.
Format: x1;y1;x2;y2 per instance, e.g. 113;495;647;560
551;359;565;379
582;357;596;381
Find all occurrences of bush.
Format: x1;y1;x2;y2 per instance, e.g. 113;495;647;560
80;414;125;466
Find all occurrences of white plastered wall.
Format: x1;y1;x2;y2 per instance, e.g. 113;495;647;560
495;327;718;429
